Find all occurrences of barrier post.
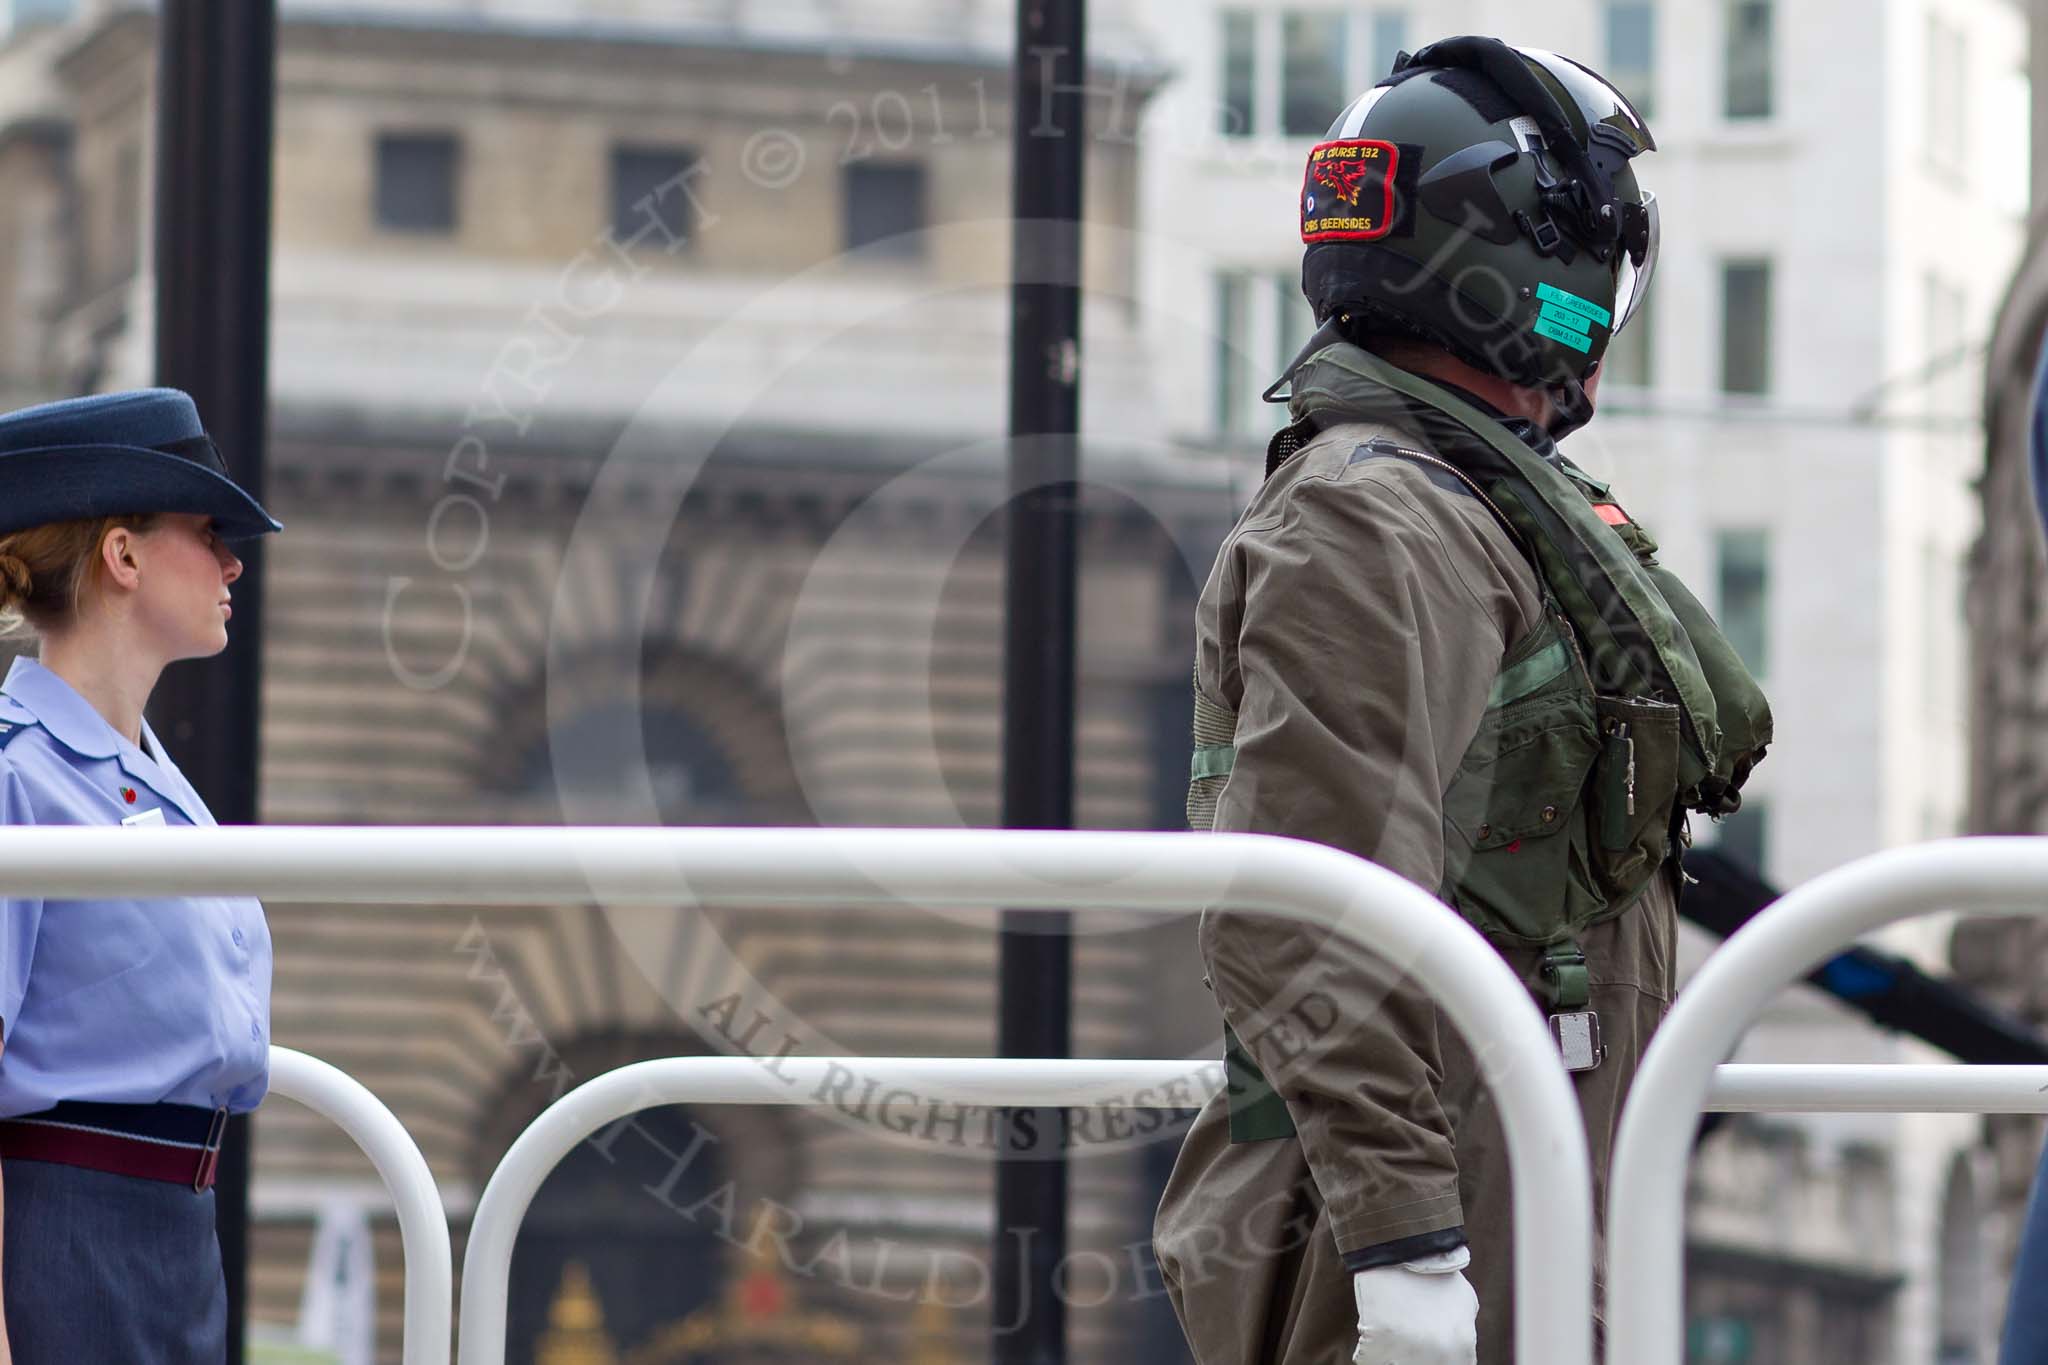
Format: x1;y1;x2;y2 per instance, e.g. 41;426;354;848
1608;837;2048;1365
266;1047;452;1365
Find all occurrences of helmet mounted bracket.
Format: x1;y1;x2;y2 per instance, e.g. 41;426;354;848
1416;141;1524;247
1397;36;1626;260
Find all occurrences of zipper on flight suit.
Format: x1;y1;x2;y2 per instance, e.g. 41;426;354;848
1360;437;1535;564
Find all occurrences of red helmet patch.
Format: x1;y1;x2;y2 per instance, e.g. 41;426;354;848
1301;140;1401;243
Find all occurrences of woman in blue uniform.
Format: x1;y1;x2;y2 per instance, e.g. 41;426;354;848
0;389;280;1362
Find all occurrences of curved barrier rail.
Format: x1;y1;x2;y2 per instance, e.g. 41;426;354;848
0;825;1593;1365
459;1057;1223;1365
1609;837;2048;1365
458;1054;2048;1365
267;1047;453;1365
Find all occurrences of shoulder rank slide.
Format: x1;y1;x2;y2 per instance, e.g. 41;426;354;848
0;697;34;751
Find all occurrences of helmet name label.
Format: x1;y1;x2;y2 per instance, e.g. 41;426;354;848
1533;316;1595;354
1535;282;1614;329
1301;139;1401;243
1538;301;1593;336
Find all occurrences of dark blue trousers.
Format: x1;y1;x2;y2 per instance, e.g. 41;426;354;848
2005;1136;2048;1365
0;1157;226;1363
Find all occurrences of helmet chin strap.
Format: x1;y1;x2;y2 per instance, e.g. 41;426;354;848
1546;376;1596;439
1261;315;1350;406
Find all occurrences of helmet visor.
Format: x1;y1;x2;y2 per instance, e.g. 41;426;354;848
1612;190;1659;334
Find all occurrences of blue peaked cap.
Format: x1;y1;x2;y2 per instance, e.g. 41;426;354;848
0;388;281;541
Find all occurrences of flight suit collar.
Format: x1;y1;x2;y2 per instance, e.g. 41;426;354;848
1287;341;1563;462
0;656;209;826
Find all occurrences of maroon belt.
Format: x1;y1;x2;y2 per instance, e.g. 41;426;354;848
0;1101;231;1192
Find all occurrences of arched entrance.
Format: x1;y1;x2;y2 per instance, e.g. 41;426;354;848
475;1031;856;1364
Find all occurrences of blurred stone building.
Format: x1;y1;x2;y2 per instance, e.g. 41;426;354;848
1939;0;2048;1360
0;2;1237;1361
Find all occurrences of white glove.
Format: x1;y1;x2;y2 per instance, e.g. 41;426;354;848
1351;1246;1479;1365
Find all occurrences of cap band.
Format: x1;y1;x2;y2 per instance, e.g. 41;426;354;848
156;433;230;478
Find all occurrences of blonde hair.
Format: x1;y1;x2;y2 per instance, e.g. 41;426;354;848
0;514;164;638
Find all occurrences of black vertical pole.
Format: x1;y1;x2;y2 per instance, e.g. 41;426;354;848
997;2;1085;1363
153;7;278;1363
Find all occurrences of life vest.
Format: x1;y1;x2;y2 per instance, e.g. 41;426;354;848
1190;343;1771;1141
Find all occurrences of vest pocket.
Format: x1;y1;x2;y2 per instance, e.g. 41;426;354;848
1441;689;1606;944
1586;695;1682;900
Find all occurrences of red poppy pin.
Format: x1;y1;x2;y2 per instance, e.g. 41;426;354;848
120;787;137;805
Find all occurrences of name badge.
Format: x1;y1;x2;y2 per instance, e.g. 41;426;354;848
121;807;167;827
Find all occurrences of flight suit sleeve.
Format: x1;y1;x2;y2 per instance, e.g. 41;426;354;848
0;759;41;1046
1200;469;1522;1262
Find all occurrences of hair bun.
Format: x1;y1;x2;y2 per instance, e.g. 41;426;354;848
0;552;30;608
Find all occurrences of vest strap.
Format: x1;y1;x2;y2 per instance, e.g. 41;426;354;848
1540;941;1591;1011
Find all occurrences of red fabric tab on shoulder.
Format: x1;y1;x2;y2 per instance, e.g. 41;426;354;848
1594;503;1630;526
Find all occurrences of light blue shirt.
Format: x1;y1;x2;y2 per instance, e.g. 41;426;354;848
0;656;271;1116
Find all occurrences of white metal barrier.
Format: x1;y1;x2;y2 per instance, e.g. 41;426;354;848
266;1047;452;1365
0;825;1594;1365
459;1058;1224;1365
1609;837;2048;1365
264;1055;452;1365
12;830;2048;1363
1710;1064;2048;1113
457;1054;2048;1365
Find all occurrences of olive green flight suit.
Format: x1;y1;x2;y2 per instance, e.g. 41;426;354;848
1152;407;1680;1364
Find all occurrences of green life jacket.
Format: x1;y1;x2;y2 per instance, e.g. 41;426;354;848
1194;342;1772;1143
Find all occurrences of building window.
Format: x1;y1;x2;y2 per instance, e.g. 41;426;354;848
1926;272;1971;416
1220;10;1257;137
1716;528;1771;677
1273;271;1315;380
1605;3;1656;120
1602;295;1653;389
1724;0;1774;121
113;139;142;277
1715;797;1770;876
1720;259;1772;396
1937;1157;1989;1365
374;132;459;234
1926;15;1968;179
1221;10;1409;139
1281;13;1350;137
5;0;72;30
611;145;699;248
842;161;927;257
1687;1316;1761;1365
1366;12;1409;85
1215;271;1253;435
